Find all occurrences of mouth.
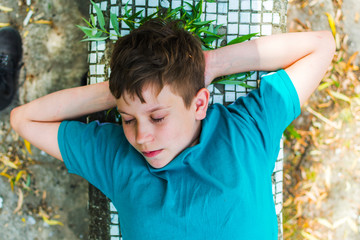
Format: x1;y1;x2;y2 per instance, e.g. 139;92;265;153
142;149;163;158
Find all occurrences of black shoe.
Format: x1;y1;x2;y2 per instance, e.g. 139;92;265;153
0;27;22;111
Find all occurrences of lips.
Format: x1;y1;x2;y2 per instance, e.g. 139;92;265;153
142;149;163;158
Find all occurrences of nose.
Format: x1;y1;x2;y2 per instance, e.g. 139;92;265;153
135;122;153;145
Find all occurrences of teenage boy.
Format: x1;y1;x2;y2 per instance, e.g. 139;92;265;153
10;19;335;239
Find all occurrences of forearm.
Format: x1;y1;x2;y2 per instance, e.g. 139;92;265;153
204;31;334;85
11;81;116;124
10;80;117;161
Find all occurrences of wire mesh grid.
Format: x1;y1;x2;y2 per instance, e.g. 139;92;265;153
87;1;286;239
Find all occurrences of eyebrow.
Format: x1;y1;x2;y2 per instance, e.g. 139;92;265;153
118;106;171;115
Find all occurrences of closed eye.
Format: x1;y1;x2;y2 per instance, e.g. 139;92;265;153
151;117;164;123
123;119;134;125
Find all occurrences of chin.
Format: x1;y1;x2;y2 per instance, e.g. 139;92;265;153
147;159;171;169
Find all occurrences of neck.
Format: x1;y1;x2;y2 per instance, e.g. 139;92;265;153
189;121;202;147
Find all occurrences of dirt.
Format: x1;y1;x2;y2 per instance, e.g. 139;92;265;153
284;0;360;239
0;0;89;239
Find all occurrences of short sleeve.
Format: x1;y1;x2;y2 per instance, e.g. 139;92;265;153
258;69;301;134
58;120;127;199
228;69;301;167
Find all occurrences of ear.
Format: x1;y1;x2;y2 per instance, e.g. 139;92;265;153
193;88;210;120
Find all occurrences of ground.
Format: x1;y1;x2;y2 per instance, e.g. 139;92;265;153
284;0;360;239
0;0;89;239
0;0;360;240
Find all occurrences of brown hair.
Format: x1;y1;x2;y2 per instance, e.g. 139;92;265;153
109;18;205;108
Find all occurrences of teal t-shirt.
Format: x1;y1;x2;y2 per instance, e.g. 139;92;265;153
58;69;300;239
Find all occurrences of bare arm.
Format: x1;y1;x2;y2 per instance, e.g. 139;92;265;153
10;81;117;161
204;31;336;106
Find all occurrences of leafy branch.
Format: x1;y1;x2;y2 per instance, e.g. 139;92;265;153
77;0;258;87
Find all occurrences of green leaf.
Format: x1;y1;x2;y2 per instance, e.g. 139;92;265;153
318;81;334;91
82;17;93;28
238;82;256;88
123;19;135;30
227;72;251;79
203;35;219;43
76;25;97;38
208;24;214;33
139;11;158;24
26;175;31;187
214;80;255;88
201;45;212;51
227;33;258;45
212;72;252;85
188;27;198;33
198;29;221;38
214;24;223;33
124;2;131;18
285;124;301;140
197;26;208;33
90;14;96;26
94;31;104;37
184;2;197;15
180;9;191;21
80;36;109;42
195;0;203;19
90;0;106;30
192;20;214;26
201;42;215;50
106;108;113;120
128;10;143;21
164;6;183;20
110;13;120;36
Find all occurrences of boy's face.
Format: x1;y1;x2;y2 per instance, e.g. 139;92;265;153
116;85;209;169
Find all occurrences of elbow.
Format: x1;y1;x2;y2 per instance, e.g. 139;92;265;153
10;107;18;132
312;31;336;66
10;106;23;134
320;30;336;57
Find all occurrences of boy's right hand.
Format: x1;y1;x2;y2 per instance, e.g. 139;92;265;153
10;81;117;161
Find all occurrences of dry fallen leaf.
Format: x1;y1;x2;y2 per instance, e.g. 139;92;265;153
317;218;333;229
346;51;358;71
34;20;53;25
0;172;12;180
301;230;320;240
24;139;32;155
306;106;341;129
328;90;351;103
0;22;10;27
0;5;13;12
333;217;347;228
38;207;64;226
13;188;24;214
325;12;336;37
0;156;18;169
355;12;359;23
325;166;331;189
42;216;64;226
15;170;25;184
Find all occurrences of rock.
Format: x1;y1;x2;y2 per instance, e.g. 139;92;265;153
27;216;36;225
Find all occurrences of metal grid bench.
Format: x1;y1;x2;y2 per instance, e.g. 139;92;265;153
86;1;288;239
